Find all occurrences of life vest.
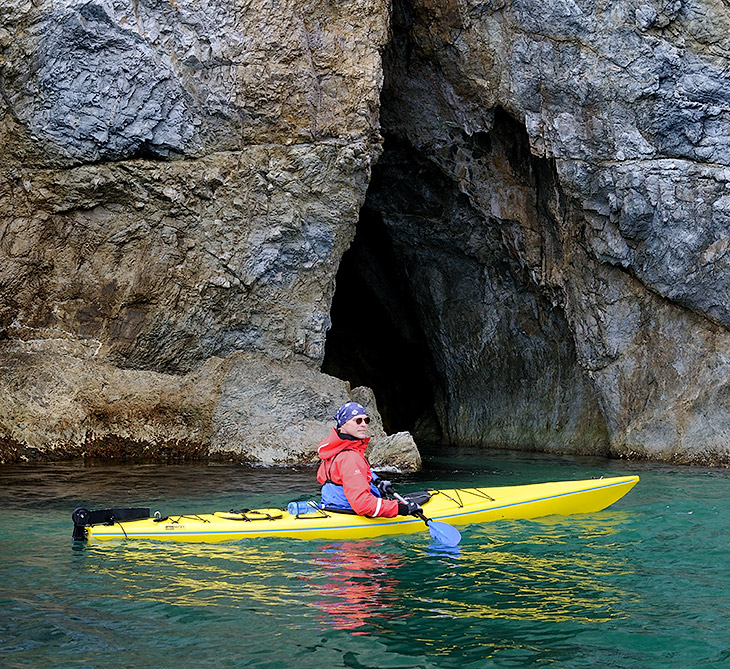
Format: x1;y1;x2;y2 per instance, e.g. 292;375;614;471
320;449;382;511
316;428;399;518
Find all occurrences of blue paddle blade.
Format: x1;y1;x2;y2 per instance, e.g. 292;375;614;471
427;520;461;546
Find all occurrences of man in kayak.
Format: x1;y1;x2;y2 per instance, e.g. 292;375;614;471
317;402;422;518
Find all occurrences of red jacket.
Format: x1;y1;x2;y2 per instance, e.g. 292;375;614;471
316;428;400;518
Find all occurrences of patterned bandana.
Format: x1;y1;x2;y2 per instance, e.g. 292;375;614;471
334;402;368;427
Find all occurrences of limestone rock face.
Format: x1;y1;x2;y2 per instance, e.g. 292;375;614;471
1;0;388;372
0;344;419;468
1;145;369;373
0;0;401;463
3;0;730;467
367;0;730;463
368;432;422;473
0;338;226;462
209;352;372;465
2;0;386;164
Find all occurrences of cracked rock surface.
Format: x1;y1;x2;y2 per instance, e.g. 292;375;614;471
2;0;730;466
0;0;395;463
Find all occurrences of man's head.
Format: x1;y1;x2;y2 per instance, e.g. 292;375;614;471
334;402;370;439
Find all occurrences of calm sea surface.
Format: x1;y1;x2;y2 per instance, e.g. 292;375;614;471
1;450;729;668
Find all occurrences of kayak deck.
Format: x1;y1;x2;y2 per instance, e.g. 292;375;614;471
75;475;639;543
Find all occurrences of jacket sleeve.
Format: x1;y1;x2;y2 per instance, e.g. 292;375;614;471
334;452;399;518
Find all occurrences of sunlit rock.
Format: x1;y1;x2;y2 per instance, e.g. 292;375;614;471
368;432;422;473
209;352;406;466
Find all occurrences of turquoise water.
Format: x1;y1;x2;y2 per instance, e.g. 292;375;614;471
1;450;729;668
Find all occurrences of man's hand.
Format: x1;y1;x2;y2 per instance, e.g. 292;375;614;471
397;498;422;516
376;479;394;496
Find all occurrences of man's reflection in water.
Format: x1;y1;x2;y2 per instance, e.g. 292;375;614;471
306;541;405;634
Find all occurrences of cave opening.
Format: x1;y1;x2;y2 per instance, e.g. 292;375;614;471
321;201;439;438
323;0;610;453
323;111;610;454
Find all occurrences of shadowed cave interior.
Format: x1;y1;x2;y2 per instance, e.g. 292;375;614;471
322;123;533;441
323;115;610;453
321;200;439;438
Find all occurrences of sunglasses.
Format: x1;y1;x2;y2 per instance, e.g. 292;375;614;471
354;417;370;425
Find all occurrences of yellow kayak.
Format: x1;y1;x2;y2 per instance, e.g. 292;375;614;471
72;475;639;543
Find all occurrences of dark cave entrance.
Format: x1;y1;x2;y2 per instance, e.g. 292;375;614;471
321;117;548;442
323;116;610;453
321;204;438;437
322;0;610;452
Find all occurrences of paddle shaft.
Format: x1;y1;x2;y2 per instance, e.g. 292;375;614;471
388;487;462;546
391;490;432;526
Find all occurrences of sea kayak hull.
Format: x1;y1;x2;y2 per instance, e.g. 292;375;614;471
75;475;639;543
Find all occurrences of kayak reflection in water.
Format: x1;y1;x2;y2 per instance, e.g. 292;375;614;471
317;402;421;518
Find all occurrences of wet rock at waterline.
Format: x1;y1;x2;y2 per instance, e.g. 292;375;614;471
0;347;421;469
3;0;730;466
368;432;423;473
209;352;420;469
0;338;224;462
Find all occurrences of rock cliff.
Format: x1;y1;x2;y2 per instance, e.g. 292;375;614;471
0;0;400;463
358;0;730;463
2;0;730;465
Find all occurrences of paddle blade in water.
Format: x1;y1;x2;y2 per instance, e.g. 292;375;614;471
427;520;461;546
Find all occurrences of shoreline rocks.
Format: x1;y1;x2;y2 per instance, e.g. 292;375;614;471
0;346;423;470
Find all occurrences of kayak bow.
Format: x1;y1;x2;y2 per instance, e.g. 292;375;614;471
72;475;639;544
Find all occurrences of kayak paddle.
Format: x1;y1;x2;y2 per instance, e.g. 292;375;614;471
390;489;462;547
